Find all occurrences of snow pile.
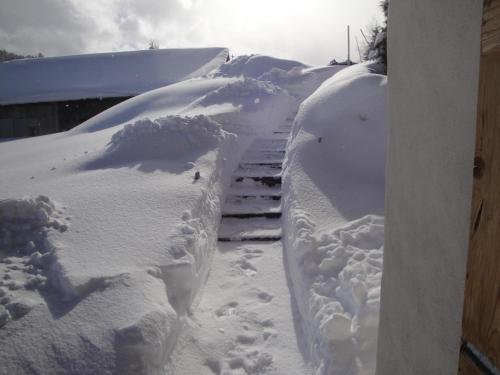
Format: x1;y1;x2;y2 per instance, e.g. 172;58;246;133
282;63;388;375
195;78;284;110
0;196;69;328
74;77;239;133
0;195;67;253
213;55;344;102
213;54;306;79
87;115;230;169
259;65;346;101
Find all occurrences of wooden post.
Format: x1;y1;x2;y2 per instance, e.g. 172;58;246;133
459;0;500;373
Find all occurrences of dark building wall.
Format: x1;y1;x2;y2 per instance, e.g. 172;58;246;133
0;96;131;138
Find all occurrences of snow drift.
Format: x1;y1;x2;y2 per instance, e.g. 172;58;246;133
282;63;388;375
86;115;227;170
0;54;345;374
213;54;306;79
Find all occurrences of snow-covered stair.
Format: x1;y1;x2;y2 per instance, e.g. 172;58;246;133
169;126;310;375
218;134;289;242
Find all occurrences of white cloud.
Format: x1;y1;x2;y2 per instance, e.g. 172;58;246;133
0;0;383;65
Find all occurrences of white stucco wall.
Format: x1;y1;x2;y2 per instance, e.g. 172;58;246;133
376;1;483;374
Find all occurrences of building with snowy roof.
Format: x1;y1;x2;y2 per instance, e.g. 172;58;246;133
0;47;229;137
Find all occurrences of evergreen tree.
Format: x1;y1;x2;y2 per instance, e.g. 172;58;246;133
0;49;44;62
362;0;388;73
148;40;159;50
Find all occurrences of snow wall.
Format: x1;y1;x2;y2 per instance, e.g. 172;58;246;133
376;1;483;374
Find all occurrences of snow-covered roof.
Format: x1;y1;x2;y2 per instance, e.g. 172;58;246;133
0;47;229;105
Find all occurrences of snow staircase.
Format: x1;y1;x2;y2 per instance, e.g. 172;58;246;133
218;129;290;242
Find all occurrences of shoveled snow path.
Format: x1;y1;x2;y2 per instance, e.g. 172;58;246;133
167;241;310;375
168;130;310;374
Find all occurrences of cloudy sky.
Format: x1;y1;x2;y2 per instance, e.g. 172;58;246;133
0;0;384;65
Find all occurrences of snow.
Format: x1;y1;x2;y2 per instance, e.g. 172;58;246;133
214;55;306;79
0;54;387;375
0;48;229;105
282;63;388;375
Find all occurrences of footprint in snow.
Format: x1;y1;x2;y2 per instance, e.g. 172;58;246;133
204;357;222;374
227;349;274;374
236;333;257;345
243;248;264;260
215;301;238;317
235;258;257;276
256;290;274;303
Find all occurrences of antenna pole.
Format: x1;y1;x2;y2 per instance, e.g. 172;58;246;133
347;25;351;64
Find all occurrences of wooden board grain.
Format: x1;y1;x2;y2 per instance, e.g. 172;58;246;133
460;1;500;369
482;0;500;53
458;351;487;374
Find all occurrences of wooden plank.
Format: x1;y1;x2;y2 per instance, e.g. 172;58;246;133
458;351;486;374
461;45;500;371
482;0;500;53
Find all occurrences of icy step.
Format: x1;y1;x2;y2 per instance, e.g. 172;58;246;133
239;162;282;169
242;150;286;162
218;217;282;242
228;185;281;197
240;156;285;164
232;176;281;188
222;211;281;219
218;235;281;242
233;166;282;178
223;197;281;215
230;194;281;201
250;138;288;150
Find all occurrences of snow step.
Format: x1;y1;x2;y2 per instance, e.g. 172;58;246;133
233;167;281;178
218;217;281;241
239;157;285;164
221;212;282;219
229;185;281;196
239;162;282;169
242;150;286;161
246;148;287;154
250;139;288;149
223;198;281;215
230;194;281;201
218;235;281;242
232;176;281;187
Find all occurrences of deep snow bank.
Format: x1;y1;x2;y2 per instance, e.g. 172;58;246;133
87;115;226;169
282;63;388;375
0;112;238;374
0;54;338;374
214;54;306;79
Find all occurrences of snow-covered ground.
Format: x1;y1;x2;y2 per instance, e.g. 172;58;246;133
0;54;387;375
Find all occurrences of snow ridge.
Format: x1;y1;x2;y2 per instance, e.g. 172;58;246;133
283;199;384;374
282;63;388;375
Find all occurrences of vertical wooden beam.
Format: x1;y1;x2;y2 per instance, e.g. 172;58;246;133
460;0;500;373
